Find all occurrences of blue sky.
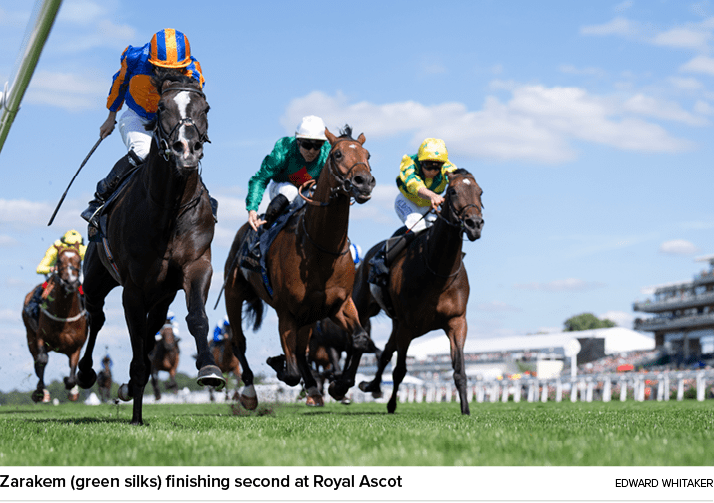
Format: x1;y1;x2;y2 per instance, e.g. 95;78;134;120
1;0;713;393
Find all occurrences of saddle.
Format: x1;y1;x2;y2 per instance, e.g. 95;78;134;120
238;196;307;296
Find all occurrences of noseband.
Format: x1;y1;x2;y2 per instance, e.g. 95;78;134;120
435;182;482;233
154;87;210;162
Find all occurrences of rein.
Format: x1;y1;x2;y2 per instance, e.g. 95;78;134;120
40;272;86;323
298;138;367;207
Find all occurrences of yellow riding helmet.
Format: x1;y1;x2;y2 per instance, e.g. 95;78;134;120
62;229;83;245
149;29;192;69
417;138;449;164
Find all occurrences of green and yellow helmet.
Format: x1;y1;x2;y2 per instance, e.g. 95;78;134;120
61;229;83;245
417;138;449;164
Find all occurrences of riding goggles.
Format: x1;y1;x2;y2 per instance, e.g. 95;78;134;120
299;140;325;151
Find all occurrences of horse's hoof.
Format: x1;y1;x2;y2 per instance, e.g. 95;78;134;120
306;395;324;407
238;393;258;410
328;381;347;401
266;355;285;373
76;368;96;389
340;397;351;405
68;386;79;402
118;384;132;401
352;333;372;352
358;380;381;396
31;389;45;403
42;389;51;403
197;365;225;390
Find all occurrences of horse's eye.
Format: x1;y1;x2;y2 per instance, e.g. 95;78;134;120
448;188;457;197
334;150;343;160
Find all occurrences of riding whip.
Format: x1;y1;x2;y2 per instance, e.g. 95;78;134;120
47;135;105;226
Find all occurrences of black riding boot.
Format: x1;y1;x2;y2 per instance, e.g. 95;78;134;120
263;194;290;229
24;285;43;331
81;151;141;224
369;231;417;286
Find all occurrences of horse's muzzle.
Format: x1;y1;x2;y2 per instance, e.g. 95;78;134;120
350;173;376;204
463;215;484;241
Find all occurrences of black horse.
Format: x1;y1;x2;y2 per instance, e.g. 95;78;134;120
76;73;224;424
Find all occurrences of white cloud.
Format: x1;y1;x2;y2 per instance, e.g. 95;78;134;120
659;239;700;255
282;85;696;165
600;310;634;328
652;26;712;50
476;301;521;312
0;234;18;247
581;17;639;37
681;55;714;75
514;278;605;292
25;70;107;110
669;76;704;90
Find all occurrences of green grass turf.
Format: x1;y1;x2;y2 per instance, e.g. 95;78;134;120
0;400;712;466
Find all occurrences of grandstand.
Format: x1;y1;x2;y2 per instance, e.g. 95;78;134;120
633;254;714;365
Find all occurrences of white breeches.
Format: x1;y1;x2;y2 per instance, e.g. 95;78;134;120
268;181;299;203
118;108;152;161
394;192;436;233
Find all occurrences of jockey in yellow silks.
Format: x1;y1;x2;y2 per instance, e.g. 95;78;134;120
25;230;86;325
370;138;457;286
81;29;206;228
36;229;87;275
394;138;457;233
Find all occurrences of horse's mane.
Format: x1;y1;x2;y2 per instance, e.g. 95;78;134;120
338;125;355;140
451;168;473;178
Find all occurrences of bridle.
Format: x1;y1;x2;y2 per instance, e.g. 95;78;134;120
53;251;81;295
299;138;370;207
434;181;482;233
153;86;210;163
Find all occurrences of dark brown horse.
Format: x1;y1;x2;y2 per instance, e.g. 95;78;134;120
22;244;88;402
76;74;224;424
149;318;180;400
356;169;484;414
224;126;375;408
307;317;381;393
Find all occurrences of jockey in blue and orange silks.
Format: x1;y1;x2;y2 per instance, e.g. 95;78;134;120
81;28;206;227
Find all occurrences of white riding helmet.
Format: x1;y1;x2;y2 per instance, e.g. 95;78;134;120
295;115;327;141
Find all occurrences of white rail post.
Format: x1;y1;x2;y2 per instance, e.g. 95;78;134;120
620;379;627;401
696;372;705;402
656;375;664;401
513;382;521;403
663;374;670;401
570;381;578;402
603;378;611;402
586;380;594;402
541;382;548;402
555;380;562;402
677;376;684;401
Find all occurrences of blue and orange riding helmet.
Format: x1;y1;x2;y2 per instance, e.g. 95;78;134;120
149;29;192;69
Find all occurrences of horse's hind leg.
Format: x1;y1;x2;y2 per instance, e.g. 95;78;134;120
359;321;399;398
150;370;161;400
447;316;470;415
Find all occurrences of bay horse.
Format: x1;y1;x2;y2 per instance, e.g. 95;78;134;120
356;169;484;415
149;318;180;400
224;126;375;408
208;323;242;401
76;73;224;425
22;244;88;402
97;354;112;402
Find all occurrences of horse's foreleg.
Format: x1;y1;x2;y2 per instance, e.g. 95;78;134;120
333;298;372;352
447;316;470;415
184;263;224;390
120;287;151;425
227;311;257;410
296;325;322;406
30;341;48;403
274;316;301;387
65;349;81;401
387;338;410;414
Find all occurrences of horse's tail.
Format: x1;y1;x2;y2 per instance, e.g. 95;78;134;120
244;297;264;332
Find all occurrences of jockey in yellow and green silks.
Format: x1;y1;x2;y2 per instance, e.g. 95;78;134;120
36;229;87;275
394;138;457;233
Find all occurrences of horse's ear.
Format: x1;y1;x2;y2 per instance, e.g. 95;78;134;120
324;128;337;145
161;80;174;93
357;133;366;145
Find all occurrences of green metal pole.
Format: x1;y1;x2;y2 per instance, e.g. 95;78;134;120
0;0;63;155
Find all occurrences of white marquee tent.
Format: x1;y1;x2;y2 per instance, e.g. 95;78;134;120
406;327;655;360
